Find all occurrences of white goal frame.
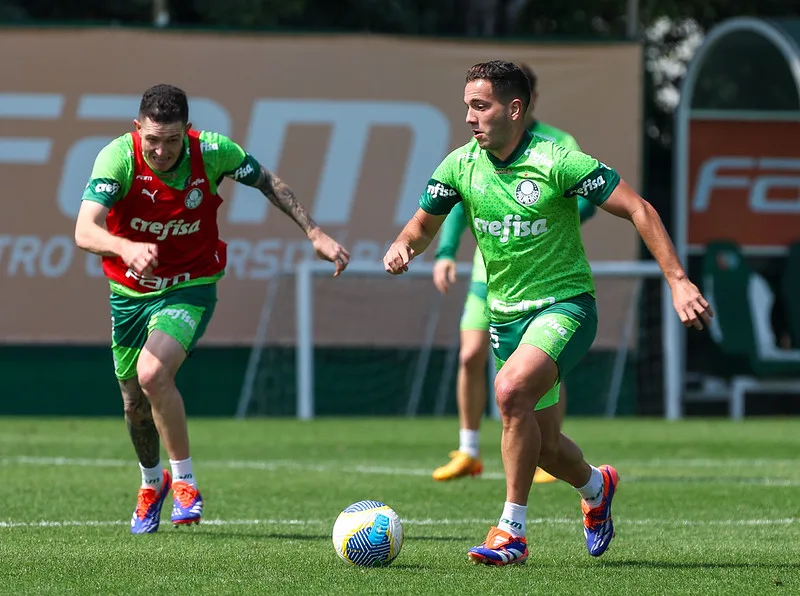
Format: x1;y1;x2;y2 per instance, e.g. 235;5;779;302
282;259;676;420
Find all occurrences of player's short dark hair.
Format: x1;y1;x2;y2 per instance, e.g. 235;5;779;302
466;60;531;113
138;84;189;124
518;63;537;94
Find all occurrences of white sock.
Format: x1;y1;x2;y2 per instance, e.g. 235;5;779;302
497;501;527;537
139;461;163;492
578;466;605;508
459;429;480;458
170;457;196;487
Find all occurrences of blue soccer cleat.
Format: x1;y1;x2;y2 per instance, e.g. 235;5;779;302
467;526;529;566
171;481;203;526
130;470;172;534
582;464;619;556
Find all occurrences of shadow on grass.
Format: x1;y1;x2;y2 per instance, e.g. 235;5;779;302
379;563;429;571
188;530;329;540
179;529;472;543
407;535;473;542
600;560;800;571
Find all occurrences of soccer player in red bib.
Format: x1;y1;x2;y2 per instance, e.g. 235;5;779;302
75;84;350;534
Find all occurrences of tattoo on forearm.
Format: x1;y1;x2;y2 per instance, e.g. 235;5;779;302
255;166;317;234
120;380;160;468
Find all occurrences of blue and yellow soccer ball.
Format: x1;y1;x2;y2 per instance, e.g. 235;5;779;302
332;500;404;567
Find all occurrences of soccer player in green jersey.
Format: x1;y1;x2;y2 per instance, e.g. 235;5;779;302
383;61;712;564
74;84;350;534
431;63;595;485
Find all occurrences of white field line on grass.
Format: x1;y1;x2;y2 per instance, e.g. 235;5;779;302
2;454;799;468
0;517;797;530
1;455;799;486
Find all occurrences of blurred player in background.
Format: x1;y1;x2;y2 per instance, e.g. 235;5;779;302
384;60;712;565
431;63;596;484
74;84;349;534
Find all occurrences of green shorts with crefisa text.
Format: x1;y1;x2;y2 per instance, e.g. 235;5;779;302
109;282;217;381
489;293;597;410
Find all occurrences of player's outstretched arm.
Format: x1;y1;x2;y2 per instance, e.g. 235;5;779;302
384;209;446;275
250;165;350;276
600;180;714;330
75;200;158;276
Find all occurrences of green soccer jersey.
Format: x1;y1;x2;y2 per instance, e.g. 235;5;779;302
420;130;619;324
434;121;596;285
82;130;261;207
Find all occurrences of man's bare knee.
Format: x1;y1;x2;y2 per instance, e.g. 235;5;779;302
459;342;488;373
494;377;531;419
136;355;172;401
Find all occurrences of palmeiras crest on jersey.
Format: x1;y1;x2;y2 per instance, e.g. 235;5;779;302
185;187;203;209
514;179;540;207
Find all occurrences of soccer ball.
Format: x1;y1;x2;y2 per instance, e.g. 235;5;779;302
331;500;404;567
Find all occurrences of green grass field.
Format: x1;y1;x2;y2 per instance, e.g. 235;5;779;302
0;417;798;595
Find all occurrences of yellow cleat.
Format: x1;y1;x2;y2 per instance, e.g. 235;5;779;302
533;467;558;484
432;450;483;481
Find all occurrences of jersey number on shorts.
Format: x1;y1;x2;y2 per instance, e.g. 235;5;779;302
488;326;500;349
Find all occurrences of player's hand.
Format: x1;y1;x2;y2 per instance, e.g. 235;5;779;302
121;241;159;276
433;258;457;294
383;242;415;275
671;277;714;330
308;228;350;277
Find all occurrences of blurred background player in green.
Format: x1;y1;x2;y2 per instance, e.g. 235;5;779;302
431;63;596;483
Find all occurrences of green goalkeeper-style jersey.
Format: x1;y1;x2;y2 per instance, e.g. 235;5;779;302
419;130;619;324
435;120;595;284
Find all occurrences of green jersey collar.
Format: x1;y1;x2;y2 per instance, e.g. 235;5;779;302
487;130;533;169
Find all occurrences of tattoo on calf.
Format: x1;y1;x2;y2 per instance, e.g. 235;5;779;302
120;379;160;469
254;166;317;235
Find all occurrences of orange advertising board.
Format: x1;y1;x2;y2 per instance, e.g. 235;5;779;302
0;29;642;344
688;119;800;251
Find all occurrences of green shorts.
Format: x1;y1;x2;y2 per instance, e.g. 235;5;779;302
110;283;218;380
489;293;597;410
460;283;489;332
460;249;490;331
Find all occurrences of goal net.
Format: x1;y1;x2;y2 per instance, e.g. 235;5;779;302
236;259;670;419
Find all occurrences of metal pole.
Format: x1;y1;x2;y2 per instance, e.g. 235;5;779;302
296;261;314;420
664;280;682;420
625;0;639;39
